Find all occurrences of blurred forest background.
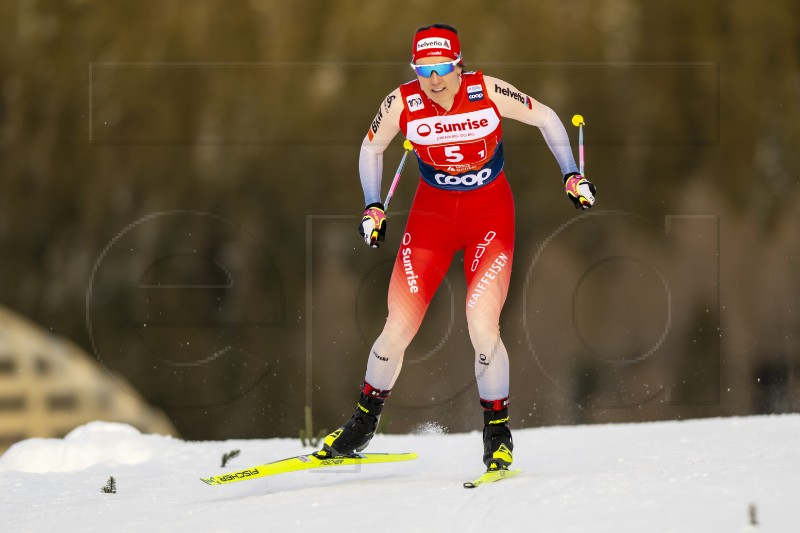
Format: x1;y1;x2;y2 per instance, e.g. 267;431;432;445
1;0;798;443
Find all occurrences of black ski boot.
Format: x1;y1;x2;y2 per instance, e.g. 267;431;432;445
481;397;513;470
318;382;390;458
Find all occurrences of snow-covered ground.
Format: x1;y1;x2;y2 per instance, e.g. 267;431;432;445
0;415;796;532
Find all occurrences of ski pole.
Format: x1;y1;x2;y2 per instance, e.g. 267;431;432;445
383;139;414;211
571;114;585;175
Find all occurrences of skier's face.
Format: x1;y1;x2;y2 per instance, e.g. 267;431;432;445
414;57;462;110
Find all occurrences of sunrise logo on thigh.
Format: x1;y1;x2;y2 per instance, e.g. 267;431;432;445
401;233;420;294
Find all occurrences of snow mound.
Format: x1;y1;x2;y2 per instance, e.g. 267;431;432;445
0;421;159;473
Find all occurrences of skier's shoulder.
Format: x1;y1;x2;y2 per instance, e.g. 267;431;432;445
379;86;403;115
399;78;421;96
481;73;511;94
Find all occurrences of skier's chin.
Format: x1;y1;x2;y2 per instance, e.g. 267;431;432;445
427;88;447;103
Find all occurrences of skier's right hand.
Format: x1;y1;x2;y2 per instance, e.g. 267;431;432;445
358;202;387;248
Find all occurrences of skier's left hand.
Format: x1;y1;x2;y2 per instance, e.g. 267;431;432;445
564;173;596;209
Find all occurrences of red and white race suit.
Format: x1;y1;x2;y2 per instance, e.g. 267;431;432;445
358;70;578;401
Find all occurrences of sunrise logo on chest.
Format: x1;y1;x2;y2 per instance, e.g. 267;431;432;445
406;108;500;146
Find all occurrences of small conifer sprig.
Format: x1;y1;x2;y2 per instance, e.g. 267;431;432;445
101;476;117;494
221;449;240;468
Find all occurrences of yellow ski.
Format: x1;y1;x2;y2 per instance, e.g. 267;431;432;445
200;452;417;486
463;468;521;488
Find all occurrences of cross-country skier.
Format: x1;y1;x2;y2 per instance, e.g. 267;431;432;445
319;23;596;471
